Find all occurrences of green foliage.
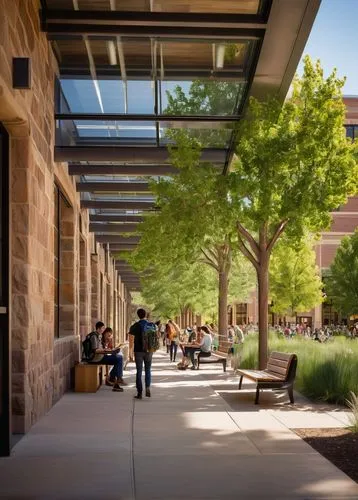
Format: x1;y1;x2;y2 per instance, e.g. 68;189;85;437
235;333;358;404
326;230;358;317
346;392;358;433
230;57;357;241
164;80;244;147
269;237;323;316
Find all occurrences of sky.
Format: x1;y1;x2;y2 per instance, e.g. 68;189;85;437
298;0;358;96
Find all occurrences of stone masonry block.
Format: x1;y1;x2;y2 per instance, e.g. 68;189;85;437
12;261;29;294
12;349;27;374
12;327;29;350
12;169;29;203
12;295;30;328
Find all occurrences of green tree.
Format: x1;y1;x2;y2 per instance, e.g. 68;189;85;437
229;57;357;367
124;146;255;338
326;230;358;318
269;238;323;317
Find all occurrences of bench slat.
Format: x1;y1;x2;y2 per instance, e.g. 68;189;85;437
270;351;293;361
266;364;289;377
236;369;285;382
267;357;291;369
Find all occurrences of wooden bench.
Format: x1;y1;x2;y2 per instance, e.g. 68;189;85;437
196;341;232;372
75;362;103;393
236;351;298;404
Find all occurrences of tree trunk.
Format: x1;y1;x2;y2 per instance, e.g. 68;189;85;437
257;253;269;369
218;269;229;348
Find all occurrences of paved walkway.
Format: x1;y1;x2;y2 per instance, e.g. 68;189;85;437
0;350;357;499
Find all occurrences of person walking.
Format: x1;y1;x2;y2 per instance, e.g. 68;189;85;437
167;319;180;362
129;308;155;399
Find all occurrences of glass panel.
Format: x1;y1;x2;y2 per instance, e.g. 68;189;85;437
161;80;246;115
47;0;261;14
160;125;232;148
60;79;155;114
159;41;247;72
57;120;157;145
152;0;260;14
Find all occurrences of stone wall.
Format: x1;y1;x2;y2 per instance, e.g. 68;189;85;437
0;0;131;434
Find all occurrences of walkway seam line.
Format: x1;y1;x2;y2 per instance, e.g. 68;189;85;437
130;396;137;500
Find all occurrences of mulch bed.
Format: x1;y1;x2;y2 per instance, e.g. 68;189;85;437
294;428;358;483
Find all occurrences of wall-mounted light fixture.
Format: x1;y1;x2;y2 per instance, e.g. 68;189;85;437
12;58;31;89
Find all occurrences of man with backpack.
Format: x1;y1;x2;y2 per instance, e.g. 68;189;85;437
129;308;159;399
83;321;126;393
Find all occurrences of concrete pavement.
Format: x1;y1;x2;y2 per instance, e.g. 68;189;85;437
0;350;357;499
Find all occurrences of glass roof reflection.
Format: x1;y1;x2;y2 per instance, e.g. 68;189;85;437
46;0;261;14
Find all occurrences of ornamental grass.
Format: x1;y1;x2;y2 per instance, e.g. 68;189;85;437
235;333;358;405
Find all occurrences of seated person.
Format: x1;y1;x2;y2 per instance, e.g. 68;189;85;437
186;327;196;343
88;321;126;391
102;327;114;349
183;325;212;370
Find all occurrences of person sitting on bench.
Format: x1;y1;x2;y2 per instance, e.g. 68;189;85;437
184;325;212;370
88;321;126;391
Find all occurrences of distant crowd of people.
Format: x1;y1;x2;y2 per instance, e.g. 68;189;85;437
274;323;357;342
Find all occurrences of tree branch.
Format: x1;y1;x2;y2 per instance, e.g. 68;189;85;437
267;219;289;254
200;248;219;271
237;222;259;257
237;235;259;272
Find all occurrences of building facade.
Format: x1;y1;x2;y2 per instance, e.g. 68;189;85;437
0;0;132;445
0;0;321;456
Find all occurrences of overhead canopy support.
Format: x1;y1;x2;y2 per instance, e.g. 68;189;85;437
90;214;143;222
42;10;267;38
81;200;155;210
56;113;240;124
77;182;150;193
109;244;138;251
96;235;140;244
89;223;139;233
70;164;179;176
55;147;226;164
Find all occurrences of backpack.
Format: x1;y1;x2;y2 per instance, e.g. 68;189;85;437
141;321;160;353
82;332;97;361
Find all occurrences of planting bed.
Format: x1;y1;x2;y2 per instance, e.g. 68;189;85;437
294;428;358;483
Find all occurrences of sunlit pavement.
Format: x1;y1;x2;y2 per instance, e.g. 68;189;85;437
0;349;357;499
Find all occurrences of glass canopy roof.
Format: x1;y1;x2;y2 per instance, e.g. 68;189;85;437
42;0;272;264
46;0;261;14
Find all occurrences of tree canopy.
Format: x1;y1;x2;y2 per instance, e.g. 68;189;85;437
326;230;358;317
226;56;357;366
269;237;323;317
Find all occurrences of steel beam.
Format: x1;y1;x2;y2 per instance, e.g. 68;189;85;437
89;223;139;233
96;235;140;243
42;10;266;38
56;112;240;123
70;164;178;176
115;260;133;268
59;66;245;80
81;200;155;210
42;10;269;26
90;214;143;222
77;182;151;193
56;147;226;164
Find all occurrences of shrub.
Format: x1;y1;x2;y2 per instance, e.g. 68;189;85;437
346;392;358;433
234;333;358;404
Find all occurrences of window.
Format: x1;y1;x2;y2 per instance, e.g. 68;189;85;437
54;185;73;338
54;185;60;338
236;303;248;325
